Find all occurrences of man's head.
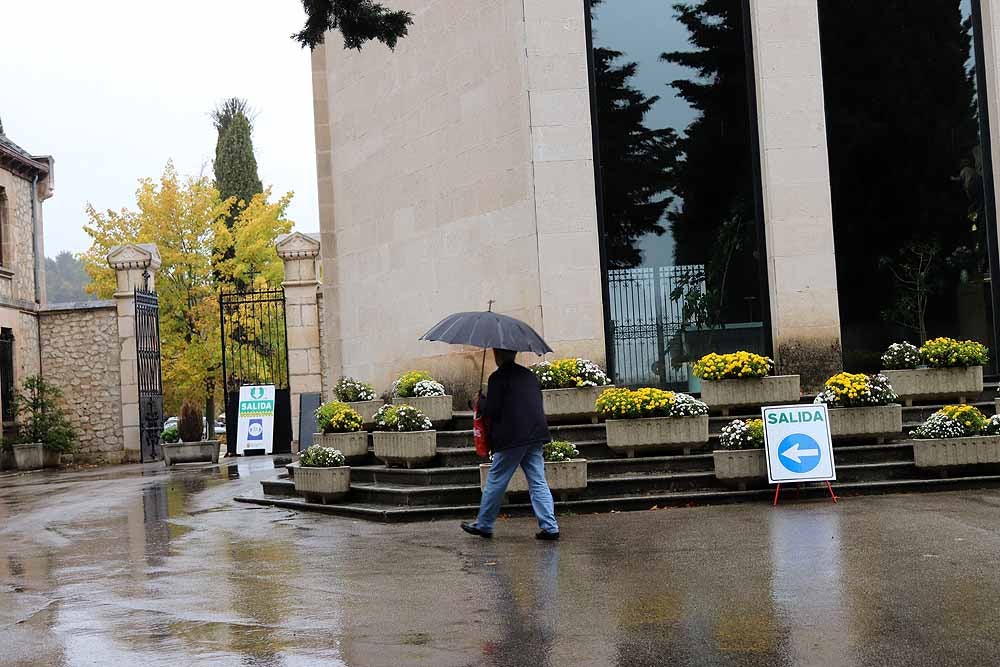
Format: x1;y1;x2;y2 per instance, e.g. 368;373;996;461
493;348;517;366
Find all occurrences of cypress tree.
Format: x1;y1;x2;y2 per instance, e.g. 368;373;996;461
212;98;263;229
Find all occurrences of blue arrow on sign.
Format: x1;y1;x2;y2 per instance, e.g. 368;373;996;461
777;433;822;473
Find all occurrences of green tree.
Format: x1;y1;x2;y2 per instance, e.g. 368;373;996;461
213;98;263;217
293;0;413;50
45;252;94;303
82;163;293;418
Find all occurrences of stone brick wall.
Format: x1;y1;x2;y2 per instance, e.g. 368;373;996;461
314;0;604;401
0;169;40;305
39;303;124;464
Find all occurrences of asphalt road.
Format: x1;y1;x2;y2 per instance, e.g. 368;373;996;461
2;459;1000;666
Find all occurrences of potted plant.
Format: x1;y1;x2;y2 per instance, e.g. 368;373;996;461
162;401;220;465
597;387;710;458
333;376;383;427
312;401;368;460
390;371;452;423
693;351;800;415
478;440;588;496
372;404;436;468
814;372;902;441
530;358;612;422
880;338;987;405
11;376;76;471
713;418;766;488
911;405;1000;468
293;444;350;504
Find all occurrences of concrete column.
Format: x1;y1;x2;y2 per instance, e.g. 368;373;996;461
276;232;323;450
107;243;161;462
976;0;1000;258
750;0;842;390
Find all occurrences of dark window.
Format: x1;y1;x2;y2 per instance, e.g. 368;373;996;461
819;0;997;371
588;0;768;389
0;328;15;424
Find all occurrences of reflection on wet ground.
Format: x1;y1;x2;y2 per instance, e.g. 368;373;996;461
3;459;1000;666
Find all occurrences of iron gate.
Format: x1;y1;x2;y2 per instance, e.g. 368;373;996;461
220;286;292;455
135;281;164;462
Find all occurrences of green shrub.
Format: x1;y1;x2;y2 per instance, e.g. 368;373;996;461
530;358;610;389
543;440;579;462
718;418;765;450
920;337;988;368
14;376;76;453
692;351;772;380
334;377;376;402
594;387;708;419
315;401;363;433
178;400;203;442
373;404;432;431
162;426;180;443
299;445;346;467
392;371;435;398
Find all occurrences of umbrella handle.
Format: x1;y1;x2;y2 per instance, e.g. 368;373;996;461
478;347;487;395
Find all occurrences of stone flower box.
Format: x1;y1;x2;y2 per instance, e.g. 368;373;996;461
913;435;1000;468
392;395;452;423
313;431;369;460
712;449;766;488
294;465;351;504
542;386;612;422
828;404;903;441
373;430;437;468
163;440;220;466
345;400;384;428
605;415;709;458
880;366;983;406
12;443;60;470
700;375;800;415
479;458;588;494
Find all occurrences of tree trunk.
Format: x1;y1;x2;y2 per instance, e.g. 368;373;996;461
205;395;216;441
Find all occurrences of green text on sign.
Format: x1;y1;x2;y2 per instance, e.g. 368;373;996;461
240;400;275;415
766;409;825;425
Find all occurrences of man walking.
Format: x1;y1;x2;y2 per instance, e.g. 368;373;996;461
461;348;560;540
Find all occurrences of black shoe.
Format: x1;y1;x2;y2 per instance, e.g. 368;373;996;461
461;522;492;539
535;530;560;541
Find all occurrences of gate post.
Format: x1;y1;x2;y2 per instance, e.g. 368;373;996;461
275;233;322;450
107;243;161;462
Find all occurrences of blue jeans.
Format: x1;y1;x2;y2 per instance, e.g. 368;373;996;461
475;445;559;534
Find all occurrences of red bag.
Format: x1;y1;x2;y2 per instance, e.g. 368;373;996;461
473;395;490;458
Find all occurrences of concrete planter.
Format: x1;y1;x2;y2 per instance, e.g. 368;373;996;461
712;448;766;485
605;415;709;457
700;375;800;415
913;435;1000;468
392;395;453;423
479;458;588;493
373;430;437;468
542;386;612;422
294;465;351;504
881;366;983;406
313;431;368;460
12;443;60;470
344;400;384;428
828;404;903;441
163;440;220;465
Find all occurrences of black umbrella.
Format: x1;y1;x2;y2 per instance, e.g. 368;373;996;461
420;303;552;392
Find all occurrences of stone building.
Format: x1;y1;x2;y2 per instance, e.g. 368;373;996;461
312;0;1000;395
0;121;51;429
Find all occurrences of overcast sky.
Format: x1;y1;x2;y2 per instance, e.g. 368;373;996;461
1;0;318;257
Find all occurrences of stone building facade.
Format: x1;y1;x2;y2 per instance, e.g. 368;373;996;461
312;0;1000;393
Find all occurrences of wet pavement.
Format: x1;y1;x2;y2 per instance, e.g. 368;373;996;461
3;460;1000;666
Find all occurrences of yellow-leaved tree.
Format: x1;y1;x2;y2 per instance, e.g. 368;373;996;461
82;162;293;418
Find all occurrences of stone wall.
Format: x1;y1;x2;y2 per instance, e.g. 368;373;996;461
0;169;40;305
39;303;124;464
314;0;604;401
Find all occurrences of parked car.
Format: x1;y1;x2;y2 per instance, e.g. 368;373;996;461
162;416;225;438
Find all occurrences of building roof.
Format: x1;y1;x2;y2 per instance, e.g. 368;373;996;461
0;122;50;177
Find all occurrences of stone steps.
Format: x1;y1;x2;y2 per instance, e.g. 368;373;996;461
236;473;1000;522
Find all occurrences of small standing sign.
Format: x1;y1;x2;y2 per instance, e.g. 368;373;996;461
237;385;276;455
762;404;837;504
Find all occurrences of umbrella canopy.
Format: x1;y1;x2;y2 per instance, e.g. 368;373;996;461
420;311;553;355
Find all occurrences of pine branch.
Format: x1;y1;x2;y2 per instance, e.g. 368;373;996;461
294;0;413;50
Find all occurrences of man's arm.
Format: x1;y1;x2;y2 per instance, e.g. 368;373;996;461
480;371;505;421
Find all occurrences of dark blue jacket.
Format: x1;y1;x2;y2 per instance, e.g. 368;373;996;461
480;362;551;451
